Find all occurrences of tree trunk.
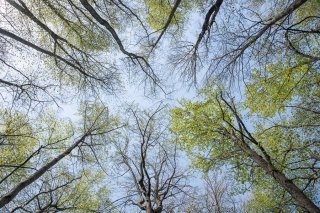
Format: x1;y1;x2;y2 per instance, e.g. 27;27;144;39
230;133;320;213
0;134;89;208
146;203;154;213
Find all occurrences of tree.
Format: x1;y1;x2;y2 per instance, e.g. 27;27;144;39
110;105;192;213
171;81;320;212
7;170;112;212
0;103;120;210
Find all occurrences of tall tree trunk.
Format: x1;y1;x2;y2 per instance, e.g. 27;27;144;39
228;132;320;213
0;133;89;208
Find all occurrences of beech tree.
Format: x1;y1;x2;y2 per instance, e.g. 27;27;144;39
171;80;320;212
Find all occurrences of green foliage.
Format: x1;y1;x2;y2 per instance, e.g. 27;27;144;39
0;111;37;185
145;0;182;31
295;0;320;19
245;189;288;213
78;102;120;134
27;0;109;52
0;111;36;164
58;170;110;212
171;91;237;172
145;0;203;32
245;59;318;117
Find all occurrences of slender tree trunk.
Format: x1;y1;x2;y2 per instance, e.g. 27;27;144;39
146;203;154;213
0;134;89;208
229;132;320;213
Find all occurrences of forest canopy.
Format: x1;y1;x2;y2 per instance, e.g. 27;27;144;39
0;0;319;212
